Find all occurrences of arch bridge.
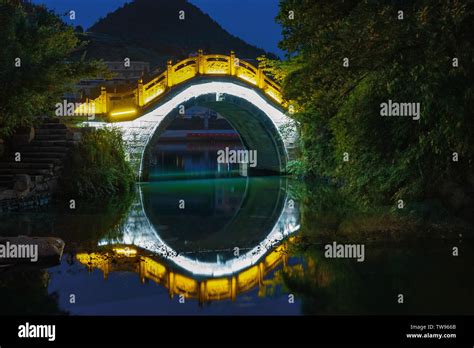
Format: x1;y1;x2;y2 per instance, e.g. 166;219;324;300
78;51;297;177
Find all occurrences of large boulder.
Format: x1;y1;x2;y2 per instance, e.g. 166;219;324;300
13;174;32;198
0;189;16;200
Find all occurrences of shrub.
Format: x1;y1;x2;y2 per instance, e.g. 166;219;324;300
60;128;135;199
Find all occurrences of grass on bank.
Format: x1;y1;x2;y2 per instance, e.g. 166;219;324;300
60;127;135;200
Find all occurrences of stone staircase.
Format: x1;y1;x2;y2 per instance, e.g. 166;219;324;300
0;119;78;207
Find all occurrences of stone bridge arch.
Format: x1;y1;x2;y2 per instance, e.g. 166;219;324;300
78;52;297;178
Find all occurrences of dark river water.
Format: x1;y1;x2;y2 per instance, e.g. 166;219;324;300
0;141;473;315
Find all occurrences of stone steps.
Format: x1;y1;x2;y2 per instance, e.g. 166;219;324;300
19;146;70;153
0;118;77;194
38;117;60;124
37;123;68;130
20;152;68;159
30;140;76;147
35;134;68;141
35;128;68;135
0;162;53;169
0;168;53;175
0;119;74;192
4;157;63;165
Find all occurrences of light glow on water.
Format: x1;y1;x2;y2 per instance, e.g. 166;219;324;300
98;183;300;277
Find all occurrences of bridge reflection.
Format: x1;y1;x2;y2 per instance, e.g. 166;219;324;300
76;240;295;304
76;177;300;303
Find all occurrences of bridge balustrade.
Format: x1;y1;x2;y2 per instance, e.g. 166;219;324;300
75;50;284;119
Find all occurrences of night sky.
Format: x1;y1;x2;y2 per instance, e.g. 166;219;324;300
30;0;284;57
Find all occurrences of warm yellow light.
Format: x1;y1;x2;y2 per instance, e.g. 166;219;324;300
75;239;298;302
113;247;137;256
110;109;137;117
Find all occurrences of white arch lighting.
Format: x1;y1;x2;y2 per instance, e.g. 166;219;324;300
86;81;296;146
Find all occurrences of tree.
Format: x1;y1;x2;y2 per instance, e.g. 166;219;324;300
59;128;135;199
0;0;107;137
276;0;474;205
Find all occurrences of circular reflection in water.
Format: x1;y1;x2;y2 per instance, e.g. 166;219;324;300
97;177;300;277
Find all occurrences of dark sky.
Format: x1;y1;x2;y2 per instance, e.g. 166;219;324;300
30;0;284;57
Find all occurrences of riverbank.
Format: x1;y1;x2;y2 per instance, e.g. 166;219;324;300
0;122;134;212
0;119;80;212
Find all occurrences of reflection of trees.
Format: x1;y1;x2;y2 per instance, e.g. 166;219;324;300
287;178;467;244
282;180;403;314
282;249;368;315
0;268;66;315
100;187;143;243
282;180;474;315
284;244;474;315
59;190;135;250
281;246;415;315
0;190;135;251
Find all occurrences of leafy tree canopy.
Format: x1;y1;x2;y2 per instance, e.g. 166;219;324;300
0;0;107;137
276;0;473;204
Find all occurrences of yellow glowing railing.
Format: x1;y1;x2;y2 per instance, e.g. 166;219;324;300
74;50;283;119
76;241;292;304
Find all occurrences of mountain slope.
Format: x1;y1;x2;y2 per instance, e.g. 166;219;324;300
82;0;273;68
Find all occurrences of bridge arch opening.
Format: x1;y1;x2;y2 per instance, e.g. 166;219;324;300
141;91;287;180
109;79;296;180
144;105;247;180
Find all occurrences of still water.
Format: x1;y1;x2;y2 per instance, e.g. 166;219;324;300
0;142;473;315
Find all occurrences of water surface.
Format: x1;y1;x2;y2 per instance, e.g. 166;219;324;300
0;142;472;315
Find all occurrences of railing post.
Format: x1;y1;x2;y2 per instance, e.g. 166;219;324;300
230;276;237;301
137;78;144;107
168;271;175;298
166;60;173;88
257;63;265;89
258;262;264;285
197;49;204;75
199;281;207;304
229;51;236;76
100;86;108;114
139;259;145;283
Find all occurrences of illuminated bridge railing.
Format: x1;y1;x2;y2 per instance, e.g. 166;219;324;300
75;50;284;119
76;241;295;304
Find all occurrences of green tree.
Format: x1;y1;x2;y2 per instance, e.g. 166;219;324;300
276;0;473;206
60;128;135;199
0;0;107;137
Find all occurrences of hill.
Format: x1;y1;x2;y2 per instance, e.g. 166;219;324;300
79;0;274;69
